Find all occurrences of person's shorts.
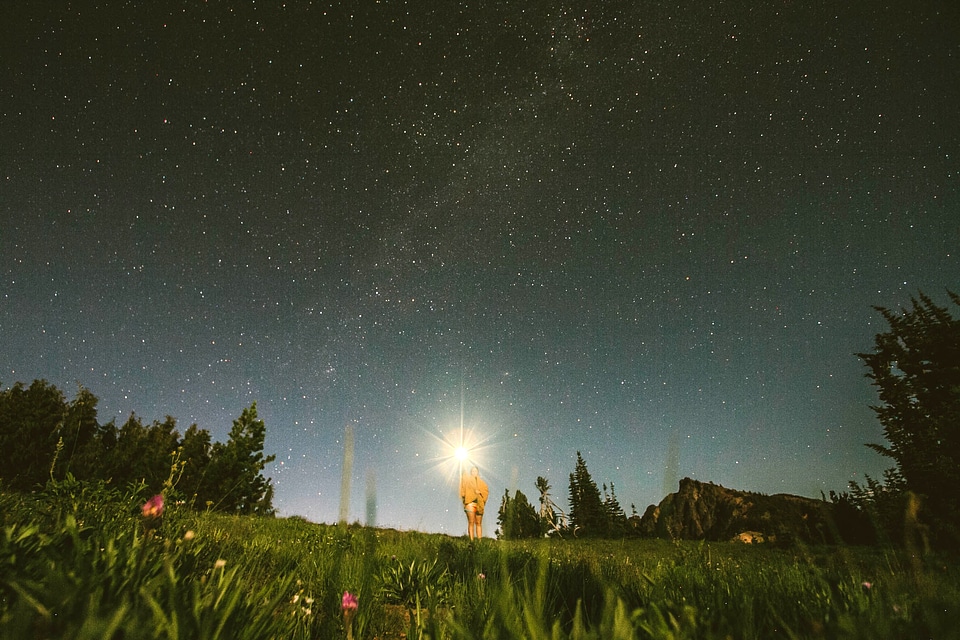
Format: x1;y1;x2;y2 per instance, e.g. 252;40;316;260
465;501;484;516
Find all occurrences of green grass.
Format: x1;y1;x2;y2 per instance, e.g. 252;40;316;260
2;485;959;639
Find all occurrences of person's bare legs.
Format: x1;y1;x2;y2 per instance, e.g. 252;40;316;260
474;513;483;539
466;504;478;539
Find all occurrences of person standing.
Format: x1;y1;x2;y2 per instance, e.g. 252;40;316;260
460;466;489;540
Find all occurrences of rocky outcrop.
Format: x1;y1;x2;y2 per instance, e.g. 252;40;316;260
636;478;835;544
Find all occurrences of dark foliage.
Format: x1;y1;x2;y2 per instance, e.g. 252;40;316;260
567;451;608;537
855;291;960;546
0;379;276;515
0;380;68;490
826;490;878;546
200;403;276;515
602;482;629;536
496;488;540;539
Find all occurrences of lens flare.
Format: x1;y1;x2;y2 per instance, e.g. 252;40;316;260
419;421;498;487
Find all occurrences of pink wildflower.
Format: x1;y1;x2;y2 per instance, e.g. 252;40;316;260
342;591;358;640
142;494;164;518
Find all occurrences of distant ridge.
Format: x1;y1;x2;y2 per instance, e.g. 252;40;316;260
635;478;836;545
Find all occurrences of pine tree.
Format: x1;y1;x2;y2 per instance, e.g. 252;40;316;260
568;451;606;536
0;380;66;490
856;291;960;544
58;385;101;479
203;403;276;515
497;488;540;539
176;424;212;507
604;482;628;535
108;414;180;493
496;489;511;538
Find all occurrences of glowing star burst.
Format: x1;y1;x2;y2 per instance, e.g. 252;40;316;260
422;423;497;485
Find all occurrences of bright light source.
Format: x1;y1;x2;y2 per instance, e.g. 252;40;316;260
423;421;497;485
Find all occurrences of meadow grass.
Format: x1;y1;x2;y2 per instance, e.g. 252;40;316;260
2;486;959;639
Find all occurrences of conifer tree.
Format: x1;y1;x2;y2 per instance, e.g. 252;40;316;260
604;482;628;535
203;403;276;515
177;424;212;507
856;291;960;544
0;379;66;490
57;385;101;479
497;488;540;539
568;451;607;536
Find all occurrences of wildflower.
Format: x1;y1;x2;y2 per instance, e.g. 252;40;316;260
183;530;195;541
478;573;486;580
342;591;358;640
214;559;227;569
142;494;164;518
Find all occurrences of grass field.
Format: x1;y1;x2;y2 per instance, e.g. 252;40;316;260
2;483;959;639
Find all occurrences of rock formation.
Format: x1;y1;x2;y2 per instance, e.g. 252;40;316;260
635;477;836;545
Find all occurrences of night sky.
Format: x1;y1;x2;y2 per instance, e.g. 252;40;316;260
2;1;958;535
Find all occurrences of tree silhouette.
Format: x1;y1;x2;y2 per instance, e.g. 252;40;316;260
107;414;180;493
497;488;540;539
176;424;212;508
857;291;960;545
0;380;276;516
536;475;567;535
203;403;276;515
568;451;607;536
0;380;67;490
603;482;628;535
57;385;101;479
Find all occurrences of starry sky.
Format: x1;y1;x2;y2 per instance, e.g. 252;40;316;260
2;1;958;535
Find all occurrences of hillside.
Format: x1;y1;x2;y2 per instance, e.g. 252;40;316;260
636;478;836;545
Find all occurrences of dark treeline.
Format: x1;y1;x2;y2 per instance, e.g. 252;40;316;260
3;291;958;547
0;380;275;515
497;453;633;541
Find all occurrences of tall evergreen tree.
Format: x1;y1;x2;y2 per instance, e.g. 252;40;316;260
57;385;101;479
203;403;276;515
0;380;67;490
107;414;179;493
496;489;511;539
603;482;628;535
176;424;212;507
856;291;960;544
497;488;540;539
568;451;606;536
